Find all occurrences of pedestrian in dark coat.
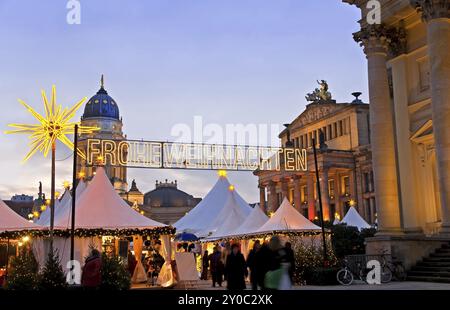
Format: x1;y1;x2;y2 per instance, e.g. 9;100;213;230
81;249;102;288
208;246;224;287
254;241;271;289
225;244;248;290
246;240;261;290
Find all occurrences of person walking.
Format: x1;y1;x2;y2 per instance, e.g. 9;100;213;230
81;249;102;289
254;241;271;289
201;250;209;280
246;240;261;290
208;246;224;287
264;236;290;290
225;244;247;290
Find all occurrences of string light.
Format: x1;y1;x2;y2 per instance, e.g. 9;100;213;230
0;226;176;239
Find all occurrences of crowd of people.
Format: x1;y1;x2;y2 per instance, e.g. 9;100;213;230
79;236;296;290
202;236;295;290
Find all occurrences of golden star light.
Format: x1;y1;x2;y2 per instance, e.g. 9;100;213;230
5;85;98;162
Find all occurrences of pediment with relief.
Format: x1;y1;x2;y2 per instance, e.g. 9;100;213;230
290;103;345;130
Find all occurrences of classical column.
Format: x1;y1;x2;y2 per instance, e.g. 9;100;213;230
268;181;278;212
334;174;342;218
354;25;402;234
390;53;423;232
413;0;450;234
259;185;266;212
320;169;331;221
293;175;302;212
307;173;315;220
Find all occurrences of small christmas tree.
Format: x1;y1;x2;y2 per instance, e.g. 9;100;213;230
37;250;68;290
6;248;39;290
101;254;131;290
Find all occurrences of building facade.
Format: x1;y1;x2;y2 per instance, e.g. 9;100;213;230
140;180;201;225
255;87;376;224
76;76;128;195
343;0;450;238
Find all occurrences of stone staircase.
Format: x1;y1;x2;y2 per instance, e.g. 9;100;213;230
407;242;450;283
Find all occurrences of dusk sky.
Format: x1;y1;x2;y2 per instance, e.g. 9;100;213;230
0;0;367;203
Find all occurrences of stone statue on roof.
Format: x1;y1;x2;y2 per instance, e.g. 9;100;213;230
305;80;332;103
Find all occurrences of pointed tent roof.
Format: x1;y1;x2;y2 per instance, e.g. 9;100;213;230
204;192;251;239
174;172;252;236
0;198;41;232
232;205;269;237
209;204;269;240
36;181;87;226
54;167;165;230
341;207;371;231
253;198;321;234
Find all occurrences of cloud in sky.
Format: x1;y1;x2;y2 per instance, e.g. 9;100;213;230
0;0;366;202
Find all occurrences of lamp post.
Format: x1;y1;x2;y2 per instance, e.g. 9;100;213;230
49;141;56;252
70;124;79;262
312;138;328;265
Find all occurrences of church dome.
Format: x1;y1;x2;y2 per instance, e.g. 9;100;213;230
82;75;120;120
144;180;200;208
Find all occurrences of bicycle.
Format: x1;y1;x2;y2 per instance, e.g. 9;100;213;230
379;252;406;281
336;258;368;286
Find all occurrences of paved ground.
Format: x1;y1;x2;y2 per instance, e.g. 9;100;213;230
133;280;450;290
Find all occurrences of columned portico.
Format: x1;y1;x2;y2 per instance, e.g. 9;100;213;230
293;175;302;212
281;178;289;201
259;185;266;212
354;26;402;234
413;0;450;234
307;173;316;220
320;169;331;221
268;181;278;212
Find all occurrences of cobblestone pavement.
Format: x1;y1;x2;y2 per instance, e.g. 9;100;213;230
133;280;450;290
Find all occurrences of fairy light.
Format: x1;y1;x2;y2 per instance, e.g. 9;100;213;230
5;85;98;162
63;180;70;189
228;185;235;191
218;170;227;177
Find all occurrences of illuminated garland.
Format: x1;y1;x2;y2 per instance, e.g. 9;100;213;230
0;226;175;240
201;230;331;242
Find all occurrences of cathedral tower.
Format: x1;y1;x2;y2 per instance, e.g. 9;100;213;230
77;75;127;194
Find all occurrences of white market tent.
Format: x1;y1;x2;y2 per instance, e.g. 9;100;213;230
33;167;170;284
174;172;252;237
252;198;321;235
36;181;87;226
0;198;41;233
232;205;269;237
207;203;269;240
340;206;371;231
204;192;252;240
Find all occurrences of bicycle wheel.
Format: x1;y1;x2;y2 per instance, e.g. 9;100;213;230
337;269;354;286
394;264;407;281
381;267;392;283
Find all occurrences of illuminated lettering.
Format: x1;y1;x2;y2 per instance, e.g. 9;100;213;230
85;139;308;172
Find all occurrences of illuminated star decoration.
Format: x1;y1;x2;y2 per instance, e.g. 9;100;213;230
5;85;98;162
